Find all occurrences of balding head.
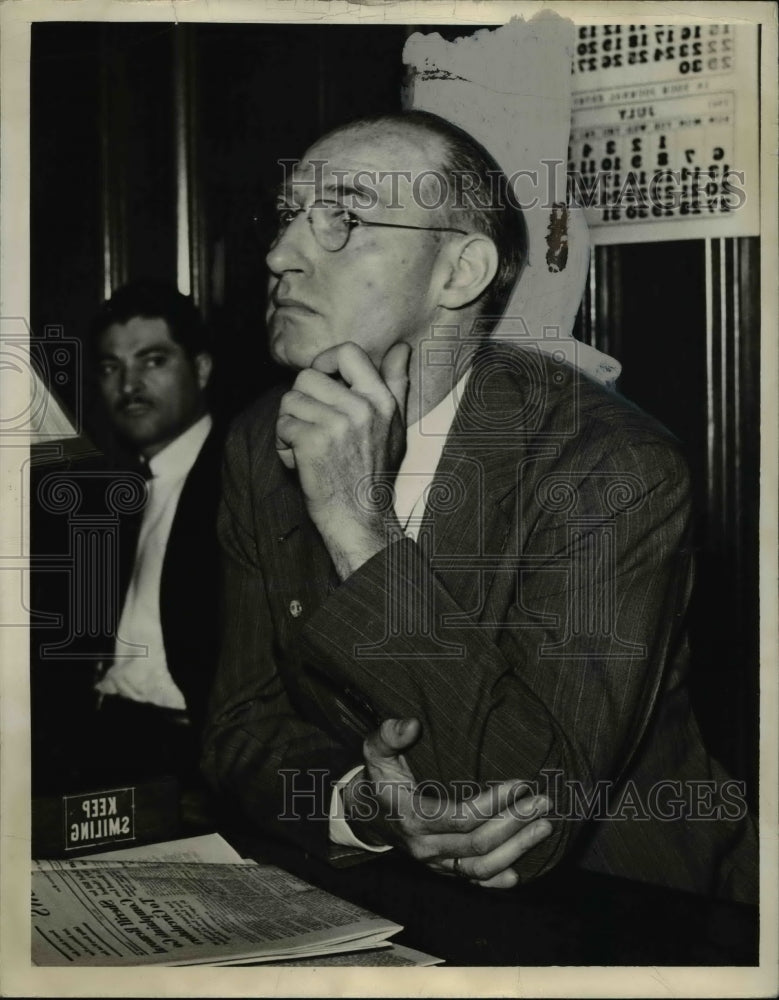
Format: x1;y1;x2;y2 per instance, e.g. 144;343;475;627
308;110;527;329
265;111;524;382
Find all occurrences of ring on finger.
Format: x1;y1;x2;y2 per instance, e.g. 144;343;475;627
452;857;468;879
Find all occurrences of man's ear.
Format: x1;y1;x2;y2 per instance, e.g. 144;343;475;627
194;352;213;390
438;234;499;311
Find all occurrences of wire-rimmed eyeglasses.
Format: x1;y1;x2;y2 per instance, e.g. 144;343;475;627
267;201;468;253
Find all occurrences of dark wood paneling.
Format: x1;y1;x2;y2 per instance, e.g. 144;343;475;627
31;24;104;422
99;24;177;291
194;24;409;416
585;238;760;799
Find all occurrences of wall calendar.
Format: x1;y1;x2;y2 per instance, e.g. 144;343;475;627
570;23;759;244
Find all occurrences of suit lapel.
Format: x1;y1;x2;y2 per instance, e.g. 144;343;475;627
419;347;526;618
260;469;339;622
159;428;224;706
165;428;222;546
418;343;570;622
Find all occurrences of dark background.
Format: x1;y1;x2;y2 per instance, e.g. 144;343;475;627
29;22;760;803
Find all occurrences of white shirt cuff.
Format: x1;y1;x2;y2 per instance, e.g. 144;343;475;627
328;765;392;853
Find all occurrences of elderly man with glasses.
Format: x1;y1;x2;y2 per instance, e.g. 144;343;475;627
202;110;756;903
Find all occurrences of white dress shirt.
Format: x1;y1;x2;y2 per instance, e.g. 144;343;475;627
329;372;470;850
96;414;213;710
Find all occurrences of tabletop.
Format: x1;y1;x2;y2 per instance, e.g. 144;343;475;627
229;827;759;967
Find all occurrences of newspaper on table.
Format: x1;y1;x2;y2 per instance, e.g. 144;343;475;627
32;834;409;967
271;943;444;967
80;832;249;864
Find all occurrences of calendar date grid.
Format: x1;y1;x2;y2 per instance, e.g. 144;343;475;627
572;24;736;79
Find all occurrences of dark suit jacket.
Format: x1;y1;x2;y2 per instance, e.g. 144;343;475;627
203;343;757;903
30;425;225;792
116;425;225;736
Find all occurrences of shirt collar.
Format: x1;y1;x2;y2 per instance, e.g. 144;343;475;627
402;370;471;473
146;413;212;480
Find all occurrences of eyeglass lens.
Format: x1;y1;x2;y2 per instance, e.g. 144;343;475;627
310;205;351;251
272;205;351;252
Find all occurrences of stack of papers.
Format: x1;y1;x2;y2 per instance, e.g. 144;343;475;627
31;834;442;967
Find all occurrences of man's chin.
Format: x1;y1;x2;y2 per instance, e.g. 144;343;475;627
113;417;161;450
269;330;325;372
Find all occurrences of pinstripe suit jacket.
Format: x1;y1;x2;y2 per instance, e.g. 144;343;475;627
203;343;757;903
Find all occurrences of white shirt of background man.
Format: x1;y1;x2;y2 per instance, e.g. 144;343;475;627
96;414;213;711
329;372;471;852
